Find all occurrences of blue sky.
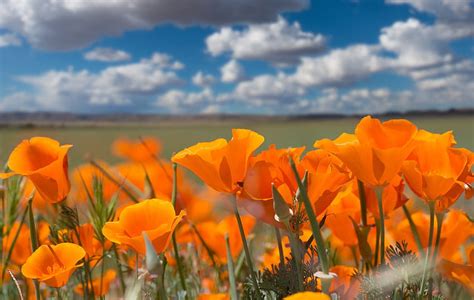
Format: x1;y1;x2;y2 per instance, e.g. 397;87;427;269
0;0;473;114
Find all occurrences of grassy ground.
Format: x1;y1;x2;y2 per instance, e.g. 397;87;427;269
0;115;473;166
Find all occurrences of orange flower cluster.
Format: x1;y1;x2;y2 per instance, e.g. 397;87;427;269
0;116;472;299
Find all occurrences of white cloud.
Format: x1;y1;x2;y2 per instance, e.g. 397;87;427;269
155;88;217;113
84;47;131;62
192;71;215;87
221;60;246;83
206;17;325;65
232;73;305;104
0;33;21;47
387;0;474;39
379;18;454;68
10;52;183;111
0;0;308;50
0;92;34;111
292;44;391;87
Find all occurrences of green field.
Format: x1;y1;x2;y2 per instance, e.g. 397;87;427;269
1;115;473;166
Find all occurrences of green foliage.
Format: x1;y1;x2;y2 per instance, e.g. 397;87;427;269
243;246;321;299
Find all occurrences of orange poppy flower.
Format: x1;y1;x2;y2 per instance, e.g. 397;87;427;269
402;130;473;210
0;137;72;203
192;215;255;263
74;270;116;297
172;129;264;194
102;198;185;254
438;248;474;295
112;137;161;162
239;145;305;226
315;116;417;187
301;150;352;216
21;179;51;214
284;292;330;300
437;210;474;261
325;184;361;247
21;243;85;288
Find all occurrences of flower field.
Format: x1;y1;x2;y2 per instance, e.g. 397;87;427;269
0;115;473;299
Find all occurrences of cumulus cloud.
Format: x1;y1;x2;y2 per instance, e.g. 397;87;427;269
292;45;391;87
206;17;326;65
0;0;308;50
8;52;183;111
192;71;215;87
221;60;246;83
155;88;218;113
387;0;474;38
231;73;305;104
0;33;21;47
84;47;131;62
0;92;34;111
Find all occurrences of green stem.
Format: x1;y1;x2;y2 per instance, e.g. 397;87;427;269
99;245;105;297
357;180;368;227
374;220;380;267
419;201;435;297
231;196;261;299
429;211;445;295
289;159;330;292
376;189;386;265
274;227;285;267
287;228;304;291
431;212;445;267
2;204;28;281
27;199;41;300
351;246;359;269
170;163;188;297
112;245;126;295
158;256;168;300
225;234;238;300
402;204;424;255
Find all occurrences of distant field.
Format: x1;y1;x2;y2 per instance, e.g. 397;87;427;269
1;115;473;166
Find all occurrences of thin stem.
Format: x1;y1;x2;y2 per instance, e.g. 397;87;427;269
376;189;386;265
431;212;445;266
430;211;445;296
112;245;126;295
402;204;424;255
99;246;105;297
289;159;330;289
225;234;238;300
351;246;359;269
274;227;285;267
159;256;168;300
374;220;380;267
419;201;435;297
135;252;139;279
231;196;261;299
357;180;368;227
27;198;41;300
170;163;188;297
2;204;28;281
287;229;304;291
89;160;141;203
